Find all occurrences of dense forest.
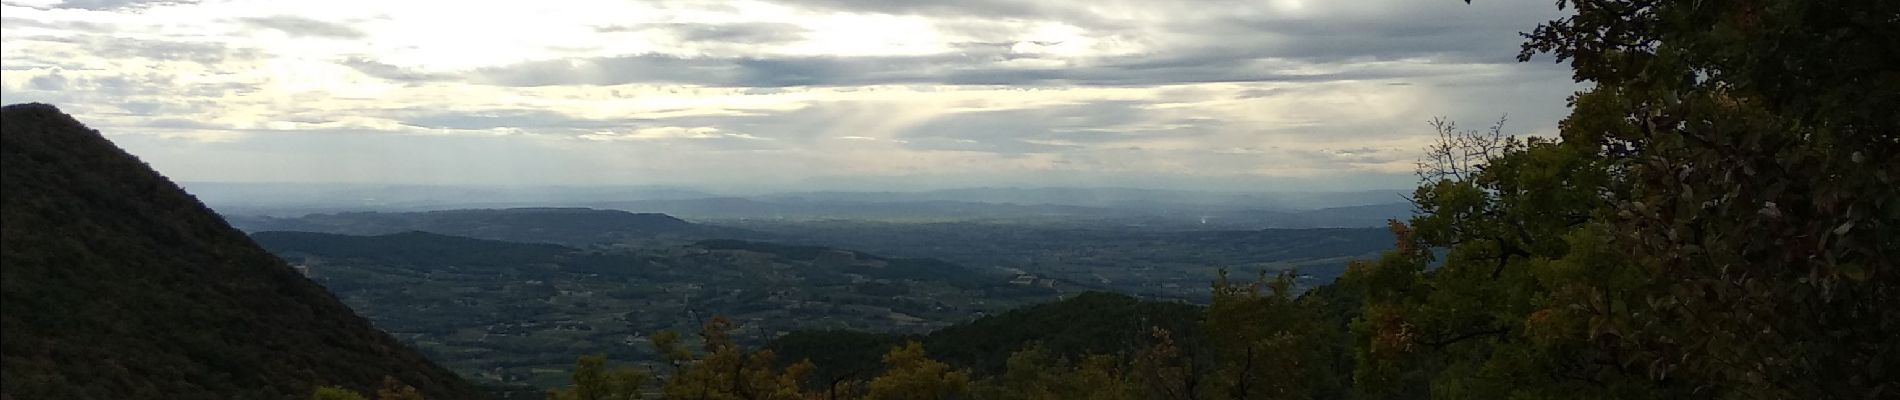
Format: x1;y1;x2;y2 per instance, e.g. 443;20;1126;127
0;104;487;399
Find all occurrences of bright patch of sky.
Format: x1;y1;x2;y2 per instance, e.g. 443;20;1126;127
0;0;1581;191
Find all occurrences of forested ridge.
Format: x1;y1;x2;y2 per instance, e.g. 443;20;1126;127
766;291;1208;383
0;103;487;400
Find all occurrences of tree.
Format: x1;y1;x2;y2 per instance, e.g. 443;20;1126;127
311;386;368;400
980;345;1137;400
1130;328;1200;400
864;342;970;400
1348;0;1897;399
1067;355;1140;400
376;377;425;400
547;355;650;400
1202;271;1340;400
307;379;425;400
655;316;815;400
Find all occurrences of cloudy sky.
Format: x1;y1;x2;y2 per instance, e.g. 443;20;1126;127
1;0;1579;192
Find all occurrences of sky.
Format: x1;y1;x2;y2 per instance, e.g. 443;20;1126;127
0;0;1581;192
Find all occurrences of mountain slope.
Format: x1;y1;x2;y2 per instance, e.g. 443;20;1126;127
0;103;485;400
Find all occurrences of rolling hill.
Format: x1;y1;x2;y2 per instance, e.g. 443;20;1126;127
767;291;1206;384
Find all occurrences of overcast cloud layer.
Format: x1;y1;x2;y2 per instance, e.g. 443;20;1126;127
0;0;1580;192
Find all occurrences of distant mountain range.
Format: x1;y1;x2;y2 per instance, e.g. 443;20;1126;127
755;187;1407;210
228;207;765;246
192;182;1414;228
224;200;1412;232
0;103;485;399
180;182;722;216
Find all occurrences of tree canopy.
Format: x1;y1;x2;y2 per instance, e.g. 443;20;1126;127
1346;0;1897;398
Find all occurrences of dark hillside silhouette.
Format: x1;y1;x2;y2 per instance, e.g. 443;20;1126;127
0;103;486;399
